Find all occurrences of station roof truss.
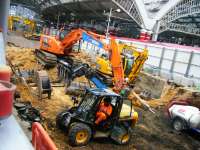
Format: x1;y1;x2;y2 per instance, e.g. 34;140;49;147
11;0;200;37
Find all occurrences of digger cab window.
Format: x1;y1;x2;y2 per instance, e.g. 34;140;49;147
120;100;133;118
60;30;68;40
50;28;58;36
101;54;108;59
124;57;134;75
78;93;97;112
98;96;119;114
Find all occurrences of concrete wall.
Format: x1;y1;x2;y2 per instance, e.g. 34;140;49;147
79;37;200;89
82;39;200;88
116;39;200;88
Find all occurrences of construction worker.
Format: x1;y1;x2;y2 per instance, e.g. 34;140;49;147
95;98;113;125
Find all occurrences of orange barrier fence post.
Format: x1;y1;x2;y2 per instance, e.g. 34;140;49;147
32;122;57;150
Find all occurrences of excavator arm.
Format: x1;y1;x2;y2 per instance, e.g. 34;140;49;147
57;59;107;89
128;48;148;83
39;27;125;91
40;28;106;56
60;29;83;54
61;31;125;91
109;39;125;92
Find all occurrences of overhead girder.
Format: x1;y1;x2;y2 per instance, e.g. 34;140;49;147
159;0;200;30
112;0;143;28
158;0;200;37
12;0;200;38
112;0;183;31
11;0;62;11
160;0;200;26
11;0;42;12
174;15;200;28
40;0;62;9
159;22;200;37
112;0;200;38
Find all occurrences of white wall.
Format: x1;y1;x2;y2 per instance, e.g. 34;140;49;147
117;39;200;87
79;38;200;88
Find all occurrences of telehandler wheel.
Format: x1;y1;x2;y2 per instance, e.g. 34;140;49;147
119;130;131;145
56;111;70;130
172;117;185;131
68;122;92;146
111;126;131;145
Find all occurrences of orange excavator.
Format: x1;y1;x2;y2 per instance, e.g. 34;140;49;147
39;28;106;56
35;28;105;66
35;28;125;91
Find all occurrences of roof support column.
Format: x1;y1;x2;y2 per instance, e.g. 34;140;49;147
0;0;10;41
152;20;161;41
0;0;10;64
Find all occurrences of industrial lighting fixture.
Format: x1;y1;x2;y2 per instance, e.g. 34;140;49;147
115;9;121;13
105;8;121;40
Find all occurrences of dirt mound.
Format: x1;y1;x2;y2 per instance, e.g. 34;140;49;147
6;46;36;70
148;86;200;109
6;43;200;150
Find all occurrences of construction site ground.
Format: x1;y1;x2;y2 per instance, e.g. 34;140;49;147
6;34;200;150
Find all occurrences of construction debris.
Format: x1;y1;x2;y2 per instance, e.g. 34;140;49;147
35;70;52;100
14;102;41;125
129;89;155;114
64;81;90;95
6;43;200;150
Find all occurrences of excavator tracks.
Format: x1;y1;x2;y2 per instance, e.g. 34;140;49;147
35;49;57;67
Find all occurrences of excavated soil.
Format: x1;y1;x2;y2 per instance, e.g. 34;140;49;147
6;41;200;150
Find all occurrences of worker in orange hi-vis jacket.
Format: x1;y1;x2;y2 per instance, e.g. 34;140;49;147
95;99;113;125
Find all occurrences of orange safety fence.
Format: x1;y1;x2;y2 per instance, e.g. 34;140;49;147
32;122;57;150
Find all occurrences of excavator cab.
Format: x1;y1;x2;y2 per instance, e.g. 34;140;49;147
58;29;69;40
56;88;138;146
121;52;134;76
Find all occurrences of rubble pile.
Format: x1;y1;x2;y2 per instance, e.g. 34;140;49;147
6;44;200;150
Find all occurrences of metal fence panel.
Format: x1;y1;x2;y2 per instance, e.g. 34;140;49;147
176;51;190;63
191;54;200;66
174;62;188;74
162;59;172;70
189;65;200;79
164;49;175;60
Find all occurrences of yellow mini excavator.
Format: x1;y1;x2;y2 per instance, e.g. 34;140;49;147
96;43;148;84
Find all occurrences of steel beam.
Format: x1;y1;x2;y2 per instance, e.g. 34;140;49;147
160;0;200;26
159;22;200;36
112;0;143;27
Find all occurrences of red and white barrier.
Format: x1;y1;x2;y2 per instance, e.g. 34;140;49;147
32;122;57;150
